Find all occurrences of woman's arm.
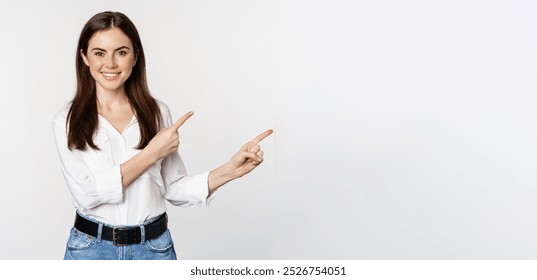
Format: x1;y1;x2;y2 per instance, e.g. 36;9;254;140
158;107;272;206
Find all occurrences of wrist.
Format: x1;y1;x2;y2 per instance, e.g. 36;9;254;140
208;163;236;192
139;146;159;165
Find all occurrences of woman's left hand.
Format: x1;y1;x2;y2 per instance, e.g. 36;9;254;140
228;129;273;178
208;129;273;192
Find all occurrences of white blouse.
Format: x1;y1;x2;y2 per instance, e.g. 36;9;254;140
52;100;215;226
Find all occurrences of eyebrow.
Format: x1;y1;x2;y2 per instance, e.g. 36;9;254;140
90;46;131;52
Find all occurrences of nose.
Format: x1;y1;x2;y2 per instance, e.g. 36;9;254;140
105;55;117;69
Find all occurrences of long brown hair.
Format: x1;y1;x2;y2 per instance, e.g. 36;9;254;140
67;11;161;150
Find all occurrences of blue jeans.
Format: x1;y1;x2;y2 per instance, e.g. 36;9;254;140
64;214;177;260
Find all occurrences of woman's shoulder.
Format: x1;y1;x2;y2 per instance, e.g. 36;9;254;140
154;98;173;128
155;98;171;116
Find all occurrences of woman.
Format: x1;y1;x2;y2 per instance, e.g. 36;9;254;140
52;11;272;260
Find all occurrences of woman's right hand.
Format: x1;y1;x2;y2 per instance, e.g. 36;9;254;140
145;111;194;160
121;112;193;188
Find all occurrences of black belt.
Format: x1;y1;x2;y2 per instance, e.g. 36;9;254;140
74;212;168;246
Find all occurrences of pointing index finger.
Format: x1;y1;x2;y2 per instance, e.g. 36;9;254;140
250;129;273;144
172;111;194;130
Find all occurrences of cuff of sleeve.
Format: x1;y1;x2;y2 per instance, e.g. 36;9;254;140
186;171;217;208
94;165;123;204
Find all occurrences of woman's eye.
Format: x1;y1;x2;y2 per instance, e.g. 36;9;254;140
117;50;127;56
94;52;104;57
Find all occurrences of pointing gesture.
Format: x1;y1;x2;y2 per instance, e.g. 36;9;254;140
171;111;194;131
146;111;194;161
145;110;273;193
239;129;273;163
208;129;273;192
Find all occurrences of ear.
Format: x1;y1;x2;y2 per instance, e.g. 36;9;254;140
80;49;89;66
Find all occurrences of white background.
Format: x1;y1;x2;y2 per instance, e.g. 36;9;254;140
1;0;537;259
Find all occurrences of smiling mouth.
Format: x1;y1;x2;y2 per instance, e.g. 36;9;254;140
102;72;121;80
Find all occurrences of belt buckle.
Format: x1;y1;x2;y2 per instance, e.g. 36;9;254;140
112;227;128;246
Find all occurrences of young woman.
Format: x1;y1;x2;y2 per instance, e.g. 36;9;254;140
52;11;272;260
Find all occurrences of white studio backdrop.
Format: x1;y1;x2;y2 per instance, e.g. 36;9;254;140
0;0;536;259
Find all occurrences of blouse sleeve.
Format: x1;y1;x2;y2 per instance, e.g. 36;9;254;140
52;108;123;210
158;102;217;207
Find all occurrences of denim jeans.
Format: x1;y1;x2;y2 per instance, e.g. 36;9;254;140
64;214;177;260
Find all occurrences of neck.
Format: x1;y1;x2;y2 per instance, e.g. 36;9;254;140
96;87;130;113
96;87;128;105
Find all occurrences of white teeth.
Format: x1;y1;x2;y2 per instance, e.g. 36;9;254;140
102;73;119;78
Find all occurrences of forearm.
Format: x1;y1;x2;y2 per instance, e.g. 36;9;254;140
208;163;237;194
120;149;158;188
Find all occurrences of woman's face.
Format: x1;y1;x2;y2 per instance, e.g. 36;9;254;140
81;27;137;95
